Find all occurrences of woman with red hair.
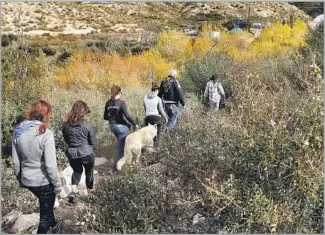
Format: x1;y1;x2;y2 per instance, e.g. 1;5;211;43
12;100;63;234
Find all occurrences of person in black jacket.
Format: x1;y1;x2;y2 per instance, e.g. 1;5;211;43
104;85;138;171
158;69;185;128
62;100;96;203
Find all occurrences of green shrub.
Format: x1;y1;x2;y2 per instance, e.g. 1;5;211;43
182;51;234;99
1;43;53;156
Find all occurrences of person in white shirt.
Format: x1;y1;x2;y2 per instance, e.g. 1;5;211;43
144;83;168;146
204;75;226;111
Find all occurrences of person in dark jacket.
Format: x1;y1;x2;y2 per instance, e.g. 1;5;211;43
158;69;185;128
62;100;96;203
104;85;138;171
144;82;168;146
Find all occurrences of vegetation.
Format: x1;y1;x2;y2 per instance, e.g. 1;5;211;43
1;19;323;234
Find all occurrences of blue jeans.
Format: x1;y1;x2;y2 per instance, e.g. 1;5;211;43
110;124;129;171
28;184;56;234
165;104;179;128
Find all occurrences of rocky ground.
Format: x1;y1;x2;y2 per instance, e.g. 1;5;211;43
1;157;110;234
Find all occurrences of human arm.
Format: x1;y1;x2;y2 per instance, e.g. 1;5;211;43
121;101;137;127
88;123;96;146
43;132;62;191
174;80;185;107
103;101;109;121
158;98;168;122
204;83;209;103
61;123;70;145
218;83;226;98
12;138;21;180
143;100;146;114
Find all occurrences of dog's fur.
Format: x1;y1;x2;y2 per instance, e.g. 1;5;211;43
116;124;157;171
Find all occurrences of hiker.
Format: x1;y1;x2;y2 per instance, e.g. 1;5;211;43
158;69;185;128
144;82;169;146
104;85;139;171
62;100;96;203
203;75;226;111
12;100;63;234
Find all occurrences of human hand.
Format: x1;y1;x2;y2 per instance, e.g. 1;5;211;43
54;187;62;194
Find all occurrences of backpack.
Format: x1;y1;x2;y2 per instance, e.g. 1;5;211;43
162;76;174;92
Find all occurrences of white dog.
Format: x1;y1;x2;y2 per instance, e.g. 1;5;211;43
116;124;157;171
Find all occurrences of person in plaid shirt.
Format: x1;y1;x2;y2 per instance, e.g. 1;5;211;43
204;75;226;111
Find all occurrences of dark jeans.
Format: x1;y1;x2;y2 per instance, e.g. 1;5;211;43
68;154;95;189
145;115;165;144
164;103;179;128
110;124;129;171
28;184;56;234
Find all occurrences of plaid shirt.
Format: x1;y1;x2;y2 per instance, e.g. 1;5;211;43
204;81;225;103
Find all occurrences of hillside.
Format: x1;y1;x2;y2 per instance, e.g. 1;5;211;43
2;2;310;40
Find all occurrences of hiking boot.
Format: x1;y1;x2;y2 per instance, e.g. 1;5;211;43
68;192;76;203
49;218;64;234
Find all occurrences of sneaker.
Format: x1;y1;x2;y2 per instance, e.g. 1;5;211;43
68;192;76;203
49;218;64;234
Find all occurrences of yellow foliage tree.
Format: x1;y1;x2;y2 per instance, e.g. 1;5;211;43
156;30;193;66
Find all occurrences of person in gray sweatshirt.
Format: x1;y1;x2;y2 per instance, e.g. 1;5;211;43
12;100;63;234
144;83;169;146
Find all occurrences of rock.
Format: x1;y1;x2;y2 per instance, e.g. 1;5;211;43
2;210;22;227
193;213;205;225
94;157;108;166
11;213;39;233
94;170;98;175
32;229;37;234
64;220;73;227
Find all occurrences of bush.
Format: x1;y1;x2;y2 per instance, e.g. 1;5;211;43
42;47;57;56
303;22;324;74
182;51;234;99
1;43;53;156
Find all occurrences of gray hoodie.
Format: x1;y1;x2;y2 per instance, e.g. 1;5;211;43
12;121;61;190
144;92;168;121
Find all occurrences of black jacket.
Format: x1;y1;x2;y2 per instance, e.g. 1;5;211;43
62;121;95;159
103;99;136;128
158;76;185;106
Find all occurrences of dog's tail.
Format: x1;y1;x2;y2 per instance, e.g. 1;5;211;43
117;139;132;171
116;157;126;171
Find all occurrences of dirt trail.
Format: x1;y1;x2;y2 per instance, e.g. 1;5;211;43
54;159;111;234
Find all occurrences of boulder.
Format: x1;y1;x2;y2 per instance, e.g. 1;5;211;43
2;210;22;227
11;213;39;234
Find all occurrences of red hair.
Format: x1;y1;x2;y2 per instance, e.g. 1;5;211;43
26;100;52;134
